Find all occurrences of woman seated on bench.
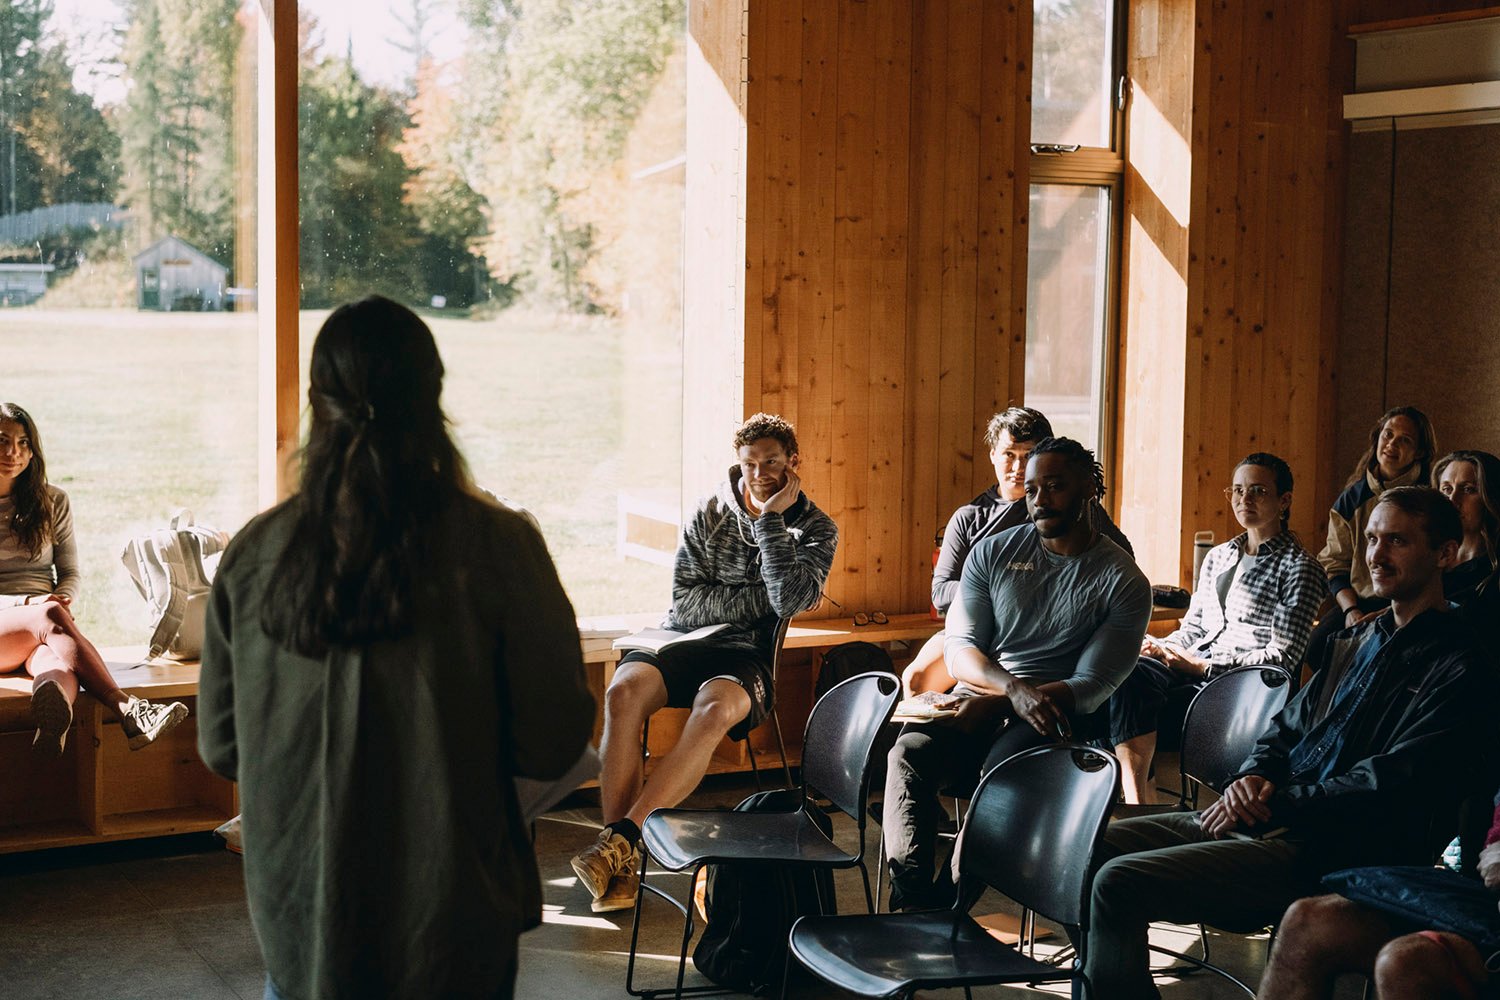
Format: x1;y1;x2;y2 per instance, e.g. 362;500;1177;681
1106;452;1326;803
0;402;187;755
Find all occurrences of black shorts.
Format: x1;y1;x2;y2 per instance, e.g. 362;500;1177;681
1108;655;1196;745
619;641;773;742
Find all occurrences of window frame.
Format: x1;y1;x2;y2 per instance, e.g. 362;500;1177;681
1026;0;1127;501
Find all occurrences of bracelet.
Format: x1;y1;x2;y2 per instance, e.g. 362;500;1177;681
1344;607;1361;620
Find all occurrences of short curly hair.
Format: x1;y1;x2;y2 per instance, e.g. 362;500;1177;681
734;412;799;457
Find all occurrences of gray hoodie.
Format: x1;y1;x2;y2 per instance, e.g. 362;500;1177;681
663;467;839;653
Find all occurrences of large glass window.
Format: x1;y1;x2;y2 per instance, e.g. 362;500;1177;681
1032;0;1118;148
1025;185;1111;443
1026;0;1123;457
3;0;257;645
296;0;686;614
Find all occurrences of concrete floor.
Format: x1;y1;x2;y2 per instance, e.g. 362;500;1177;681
0;764;1368;999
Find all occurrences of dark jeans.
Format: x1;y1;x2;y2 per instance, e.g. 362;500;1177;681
881;695;1107;910
1081;812;1320;1000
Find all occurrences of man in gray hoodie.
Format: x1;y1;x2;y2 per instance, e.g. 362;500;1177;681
571;412;839;913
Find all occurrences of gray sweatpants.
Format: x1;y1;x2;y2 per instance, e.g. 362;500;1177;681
1082;811;1322;999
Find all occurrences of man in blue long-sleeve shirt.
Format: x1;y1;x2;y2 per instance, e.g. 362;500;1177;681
883;437;1151;911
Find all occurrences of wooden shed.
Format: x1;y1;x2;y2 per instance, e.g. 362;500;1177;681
133;236;228;311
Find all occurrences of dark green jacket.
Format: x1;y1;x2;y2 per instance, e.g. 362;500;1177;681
198;492;594;1000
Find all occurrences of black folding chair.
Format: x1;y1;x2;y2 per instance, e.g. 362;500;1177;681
1113;666;1291;996
641;617;794;790
625;671;900;1000
786;743;1120;999
1174;665;1292;809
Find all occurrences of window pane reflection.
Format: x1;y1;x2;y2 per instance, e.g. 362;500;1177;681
297;0;686;615
1025;184;1110;450
1032;0;1115;148
4;0;257;645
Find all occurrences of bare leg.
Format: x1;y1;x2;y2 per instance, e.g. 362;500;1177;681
2;604;129;718
598;662;668;824
623;678;750;828
1259;894;1395;1000
1115;732;1158;804
901;631;952;698
1374;932;1488;1000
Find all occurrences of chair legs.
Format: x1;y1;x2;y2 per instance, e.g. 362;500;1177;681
1146;943;1258;997
626;853;730;1000
768;707;794;787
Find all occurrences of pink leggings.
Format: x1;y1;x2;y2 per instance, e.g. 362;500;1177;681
0;602;124;712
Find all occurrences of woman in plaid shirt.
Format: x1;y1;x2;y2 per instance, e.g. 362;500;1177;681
1109;452;1327;803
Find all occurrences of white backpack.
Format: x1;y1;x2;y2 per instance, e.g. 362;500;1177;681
121;510;231;660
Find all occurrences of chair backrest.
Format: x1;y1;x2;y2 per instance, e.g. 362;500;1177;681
956;744;1119;929
768;617;792;682
1180;666;1291;794
800;671;900;822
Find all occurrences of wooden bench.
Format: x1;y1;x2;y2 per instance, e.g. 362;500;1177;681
0;649;237;855
579;607;1185;778
1;606;1184;852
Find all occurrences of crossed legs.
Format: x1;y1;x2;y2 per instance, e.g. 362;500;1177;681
0;602;130;716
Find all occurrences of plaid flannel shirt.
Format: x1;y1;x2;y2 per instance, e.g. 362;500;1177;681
1161;531;1326;674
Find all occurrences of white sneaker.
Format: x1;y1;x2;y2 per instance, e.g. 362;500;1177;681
121;696;188;750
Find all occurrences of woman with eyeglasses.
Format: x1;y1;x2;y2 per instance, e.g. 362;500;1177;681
1108;453;1326;803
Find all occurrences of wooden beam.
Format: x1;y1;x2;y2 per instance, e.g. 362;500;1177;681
257;0;299;504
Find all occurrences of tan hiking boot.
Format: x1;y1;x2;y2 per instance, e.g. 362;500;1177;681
591;852;641;913
571;828;635;901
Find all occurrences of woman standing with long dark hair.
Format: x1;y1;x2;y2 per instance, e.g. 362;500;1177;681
0;402;187;754
198;297;594;1000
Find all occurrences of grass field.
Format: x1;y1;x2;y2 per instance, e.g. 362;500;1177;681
2;307;681;646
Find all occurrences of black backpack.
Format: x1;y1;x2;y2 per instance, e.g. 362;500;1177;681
691;788;837;995
815;642;900;787
814;641;897;701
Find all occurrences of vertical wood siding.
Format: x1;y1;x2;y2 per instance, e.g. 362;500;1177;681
744;0;1031;614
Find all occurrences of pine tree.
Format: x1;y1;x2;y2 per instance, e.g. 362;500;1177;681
118;0;238;261
0;0;55;216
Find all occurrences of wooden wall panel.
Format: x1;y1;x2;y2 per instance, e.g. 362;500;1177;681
682;0;750;505
745;0;1030;614
1339;123;1500;466
1118;0;1193;584
1122;0;1350;586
